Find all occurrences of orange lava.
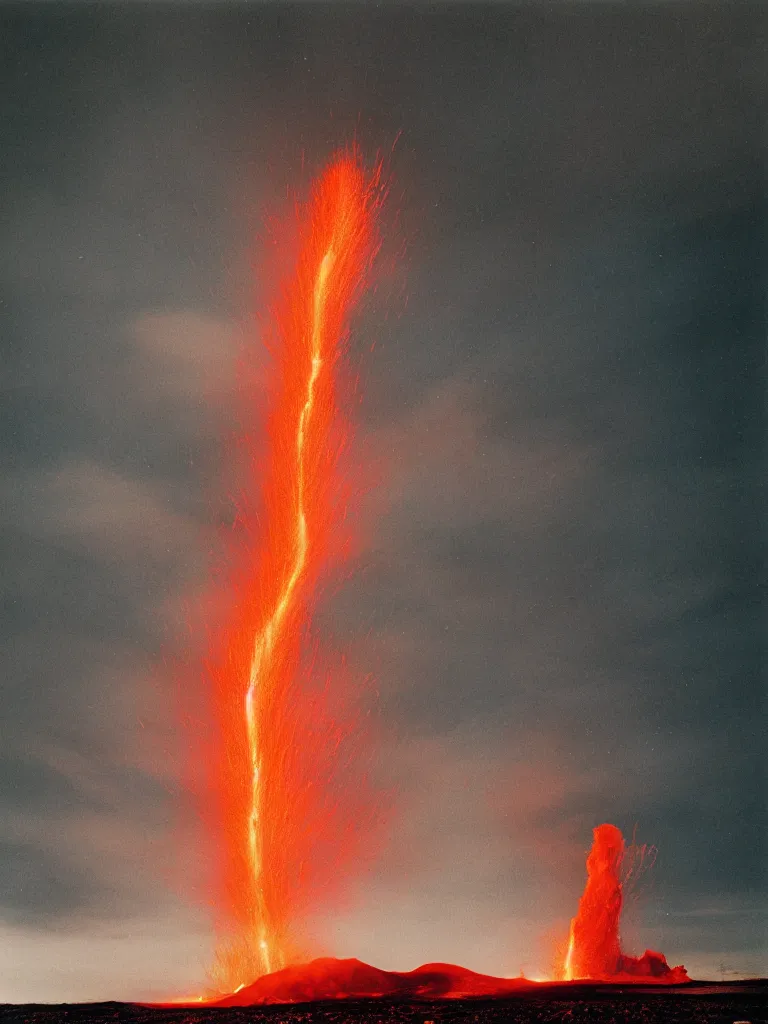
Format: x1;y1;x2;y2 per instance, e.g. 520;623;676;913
561;824;687;983
563;823;624;980
203;151;382;994
212;957;538;1005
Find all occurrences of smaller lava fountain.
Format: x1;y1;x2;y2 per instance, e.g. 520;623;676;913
561;823;688;983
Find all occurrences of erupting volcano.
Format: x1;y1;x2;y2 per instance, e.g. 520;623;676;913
201;150;383;995
186;151;689;1007
561;824;688;983
187;823;687;1005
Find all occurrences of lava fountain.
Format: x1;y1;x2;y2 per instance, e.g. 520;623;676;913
561;824;687;982
203;151;382;995
562;823;624;980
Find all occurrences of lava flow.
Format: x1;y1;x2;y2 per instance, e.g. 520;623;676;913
561;823;688;982
202;151;382;995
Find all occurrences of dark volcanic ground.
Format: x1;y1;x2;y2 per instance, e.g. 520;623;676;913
1;986;766;1024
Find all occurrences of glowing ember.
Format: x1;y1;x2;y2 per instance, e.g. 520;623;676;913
561;824;687;982
204;151;382;994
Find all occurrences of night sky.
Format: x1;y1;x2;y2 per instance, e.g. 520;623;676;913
1;1;765;1003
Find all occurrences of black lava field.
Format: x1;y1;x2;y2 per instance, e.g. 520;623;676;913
1;984;765;1024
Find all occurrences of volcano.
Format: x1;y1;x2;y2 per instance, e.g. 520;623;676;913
211;953;691;1006
181;144;691;1006
212;957;536;1005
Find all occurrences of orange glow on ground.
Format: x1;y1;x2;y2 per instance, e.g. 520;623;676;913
201;151;383;994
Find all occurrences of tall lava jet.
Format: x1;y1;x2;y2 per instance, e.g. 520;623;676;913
562;824;688;982
202;151;382;995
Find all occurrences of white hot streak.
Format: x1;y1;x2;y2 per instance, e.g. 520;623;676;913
243;247;335;979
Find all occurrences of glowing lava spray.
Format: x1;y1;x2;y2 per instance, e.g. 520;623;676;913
205;152;382;994
563;823;625;980
561;824;687;982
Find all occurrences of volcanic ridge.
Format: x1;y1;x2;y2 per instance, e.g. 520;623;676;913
212;954;688;1006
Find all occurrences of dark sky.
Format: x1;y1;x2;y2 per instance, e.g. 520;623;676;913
1;1;765;1002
